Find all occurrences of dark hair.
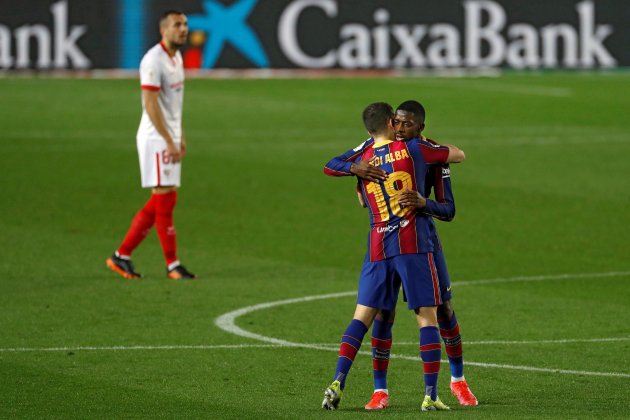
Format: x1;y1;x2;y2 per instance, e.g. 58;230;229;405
160;10;184;26
396;100;426;123
362;102;394;135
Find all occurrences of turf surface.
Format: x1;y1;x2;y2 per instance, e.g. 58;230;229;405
1;73;629;418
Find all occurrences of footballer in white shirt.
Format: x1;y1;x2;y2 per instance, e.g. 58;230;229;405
107;10;195;280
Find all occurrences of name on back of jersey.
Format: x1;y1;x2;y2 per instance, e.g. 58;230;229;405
370;149;410;167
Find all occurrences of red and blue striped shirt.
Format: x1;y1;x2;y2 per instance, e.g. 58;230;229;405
325;138;450;261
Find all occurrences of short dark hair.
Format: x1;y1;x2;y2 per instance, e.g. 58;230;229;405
362;102;394;135
396;100;426;123
160;10;184;27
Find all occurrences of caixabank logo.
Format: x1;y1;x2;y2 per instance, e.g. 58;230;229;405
134;0;623;70
274;0;618;69
0;0;91;69
0;0;627;70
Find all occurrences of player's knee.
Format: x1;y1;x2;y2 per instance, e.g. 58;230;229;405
437;300;454;321
378;309;396;323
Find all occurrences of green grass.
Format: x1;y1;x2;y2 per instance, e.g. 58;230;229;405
1;74;629;418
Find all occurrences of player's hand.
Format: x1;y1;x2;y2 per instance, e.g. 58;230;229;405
180;138;187;157
398;189;427;209
167;142;182;163
351;160;388;182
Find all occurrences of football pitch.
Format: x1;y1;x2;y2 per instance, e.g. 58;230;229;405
1;73;629;418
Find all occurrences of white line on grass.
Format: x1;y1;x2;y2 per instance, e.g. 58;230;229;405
452;270;630;287
214;271;630;379
310;337;630;346
0;344;284;353
2;336;628;354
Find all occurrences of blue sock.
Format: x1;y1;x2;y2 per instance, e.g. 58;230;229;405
438;313;464;379
334;319;368;390
420;326;441;400
372;318;393;390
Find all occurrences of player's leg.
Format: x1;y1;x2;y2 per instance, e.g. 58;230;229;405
323;258;396;410
107;137;158;279
107;194;157;279
433;249;478;405
438;300;478;405
397;253;449;411
365;309;394;410
323;304;378;410
152;145;195;279
415;306;449;411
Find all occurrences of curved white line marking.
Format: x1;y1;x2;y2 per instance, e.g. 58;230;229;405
215;291;354;347
215;271;630;379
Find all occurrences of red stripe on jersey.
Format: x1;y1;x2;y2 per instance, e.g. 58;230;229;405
419;141;449;164
388;142;419;255
428;253;441;305
141;85;160;91
423;360;441;374
433;166;445;201
361;145;386;261
420;343;441;352
155;153;161;186
389;141;417;191
369;228;386;262
398;216;418;254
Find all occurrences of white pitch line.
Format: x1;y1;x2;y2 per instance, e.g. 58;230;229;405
311;337;630;346
0;344;285;353
214;271;630;379
3;336;628;354
453;270;630;287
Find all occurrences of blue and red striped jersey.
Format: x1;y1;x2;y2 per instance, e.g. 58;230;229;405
324;138;450;261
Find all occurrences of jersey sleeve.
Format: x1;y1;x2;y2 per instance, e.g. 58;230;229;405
140;55;161;91
323;138;372;176
423;165;455;221
417;138;449;164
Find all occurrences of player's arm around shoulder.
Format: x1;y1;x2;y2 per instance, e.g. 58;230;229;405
444;144;465;163
420;137;465;164
323;138;383;179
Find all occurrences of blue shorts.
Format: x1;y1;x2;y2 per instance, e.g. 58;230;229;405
433;249;452;302
357;253;443;310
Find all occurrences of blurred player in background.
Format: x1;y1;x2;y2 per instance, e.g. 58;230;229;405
321;102;465;412
106;10;195;280
362;100;477;410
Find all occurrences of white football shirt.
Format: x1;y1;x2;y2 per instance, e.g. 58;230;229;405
137;42;185;142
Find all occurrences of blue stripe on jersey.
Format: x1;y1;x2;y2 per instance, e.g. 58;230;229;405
373;143;396;217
